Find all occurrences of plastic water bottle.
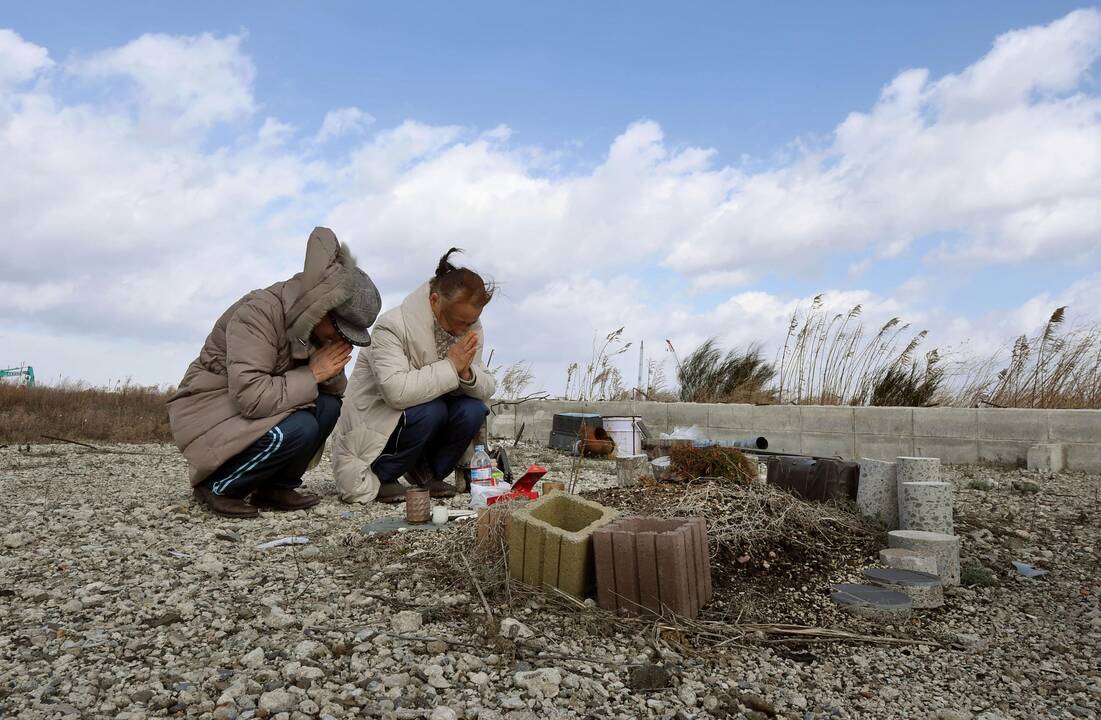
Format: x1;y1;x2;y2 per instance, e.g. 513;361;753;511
470;445;494;485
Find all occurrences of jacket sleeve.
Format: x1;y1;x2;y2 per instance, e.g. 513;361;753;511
458;325;496;402
318;368;348;397
226;302;318;419
369;323;461;410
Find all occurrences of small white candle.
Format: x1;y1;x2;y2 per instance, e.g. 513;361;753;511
431;506;448;525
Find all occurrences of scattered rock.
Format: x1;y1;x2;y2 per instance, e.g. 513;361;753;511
430;707;458;720
1011;479;1041;494
499;617;534;639
391;610;423;634
258;688;295;714
514;668;563;698
4;532;28;548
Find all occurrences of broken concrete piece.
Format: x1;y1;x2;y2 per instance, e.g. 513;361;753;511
863;567;944;609
508;493;619;598
830;583;912;621
887;529;961;586
857;458;899;529
615;454;653;488
1026;443;1065;473
899;481;954;535
592;516;711;619
879;548;937;574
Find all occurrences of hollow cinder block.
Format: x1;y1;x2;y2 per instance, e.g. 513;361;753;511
592;516;712;619
508;493;619;598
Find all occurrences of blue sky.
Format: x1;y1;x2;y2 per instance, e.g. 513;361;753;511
1;3;1099;390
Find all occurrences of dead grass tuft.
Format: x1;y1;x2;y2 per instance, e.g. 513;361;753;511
0;381;173;444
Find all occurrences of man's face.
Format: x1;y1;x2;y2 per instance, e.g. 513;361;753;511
430;293;483;337
312;314;341;345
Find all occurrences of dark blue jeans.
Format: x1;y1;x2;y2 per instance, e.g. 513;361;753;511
205;394;342;498
372;396;489;484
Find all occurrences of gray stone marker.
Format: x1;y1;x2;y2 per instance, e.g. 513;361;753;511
898;480;954;534
857;458;899;529
887;529;961;586
830;583;912;621
863;567;944;609
879;547;937;574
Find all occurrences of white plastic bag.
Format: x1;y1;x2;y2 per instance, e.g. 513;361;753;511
470;481;512;510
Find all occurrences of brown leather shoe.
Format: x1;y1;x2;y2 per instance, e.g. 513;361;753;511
194;485;259;518
251;486;321;511
376;481;407;504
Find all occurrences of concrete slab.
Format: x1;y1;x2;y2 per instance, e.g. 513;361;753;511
801;432;855;459
977;408;1050;442
1066;443;1101;472
913;407;977;439
667;403;710;429
706;403;754;431
910;438;980;465
1047;409;1101;444
802;405;854;435
751;405;801;433
863;567;944;608
855;434;916;461
978;440;1029;466
854;407;913;437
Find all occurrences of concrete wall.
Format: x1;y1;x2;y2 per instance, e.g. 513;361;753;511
490;400;1101;471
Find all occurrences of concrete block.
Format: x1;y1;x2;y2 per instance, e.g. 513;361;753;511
1026;443;1065;472
592;517;711;618
977;440;1028;466
1065;443;1101;472
878;548;937;574
887;530;960;586
855;433;915;461
978;408;1049;442
635;403;671;434
508;493;619;598
857;459;899;529
855;407;913;437
898;481;953;535
706;403;754;430
910;438;979;465
1047;409;1101;444
913;407;977;439
802;405;855;435
801;432;854;459
616;454;653;487
751;405;801;433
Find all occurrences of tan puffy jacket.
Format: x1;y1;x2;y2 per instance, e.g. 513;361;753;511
331;283;496;502
167;228;354;486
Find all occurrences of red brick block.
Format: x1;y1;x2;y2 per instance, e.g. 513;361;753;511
592;516;712;619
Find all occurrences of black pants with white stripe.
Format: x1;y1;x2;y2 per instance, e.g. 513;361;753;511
203;394;342;498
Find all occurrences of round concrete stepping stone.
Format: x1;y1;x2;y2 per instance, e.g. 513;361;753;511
879;548;937;574
830;583;912;621
863;567;944;608
898;480;954;534
887;529;961;587
857;458;899;529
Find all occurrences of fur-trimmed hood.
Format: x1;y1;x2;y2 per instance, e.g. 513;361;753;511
284;227;358;360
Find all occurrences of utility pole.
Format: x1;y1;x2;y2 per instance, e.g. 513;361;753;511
637;340;645;400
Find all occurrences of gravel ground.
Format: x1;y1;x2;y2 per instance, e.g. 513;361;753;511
1;441;1099;720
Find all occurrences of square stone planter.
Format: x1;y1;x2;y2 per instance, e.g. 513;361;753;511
592;516;712;619
507;493;619;598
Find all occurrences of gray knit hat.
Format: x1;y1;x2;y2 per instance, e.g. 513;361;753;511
331;266;381;346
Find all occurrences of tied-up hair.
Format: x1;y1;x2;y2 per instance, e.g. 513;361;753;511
430;248;495;307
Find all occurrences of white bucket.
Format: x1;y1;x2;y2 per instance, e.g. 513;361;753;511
603;416;643;458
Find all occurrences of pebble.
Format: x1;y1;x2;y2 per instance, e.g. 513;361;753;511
4;532;28;548
430;708;458;720
391;610;423;634
514;668;562;698
258;689;295;714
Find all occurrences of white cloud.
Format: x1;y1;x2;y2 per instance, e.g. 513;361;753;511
73;32;255;132
313;106;374;144
0;12;1099;392
0;29;52;87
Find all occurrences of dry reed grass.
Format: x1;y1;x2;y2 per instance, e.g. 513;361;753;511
0;380;173;444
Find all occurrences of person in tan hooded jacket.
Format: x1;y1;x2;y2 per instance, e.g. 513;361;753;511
331;249;496;503
168;227;380;517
